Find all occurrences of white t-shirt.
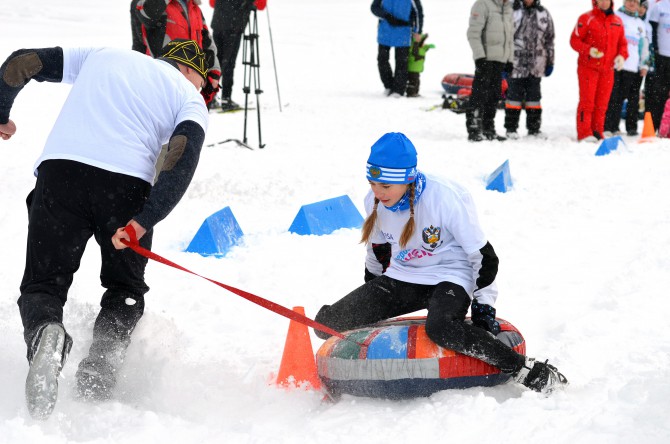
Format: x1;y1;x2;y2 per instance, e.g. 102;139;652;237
36;47;208;183
616;10;649;72
364;174;497;305
648;0;670;57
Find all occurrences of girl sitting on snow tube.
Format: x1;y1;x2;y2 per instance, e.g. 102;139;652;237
314;132;567;395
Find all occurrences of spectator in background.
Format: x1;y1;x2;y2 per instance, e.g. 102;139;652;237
570;0;628;142
406;33;435;97
604;0;649;136
504;0;555;140
132;0;221;107
210;0;264;112
371;0;424;98
645;0;670;131
466;0;514;142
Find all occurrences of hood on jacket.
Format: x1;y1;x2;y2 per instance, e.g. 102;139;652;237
592;0;614;15
514;0;543;10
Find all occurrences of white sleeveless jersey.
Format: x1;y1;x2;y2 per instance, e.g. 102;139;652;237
364;174;498;306
36;47;208;183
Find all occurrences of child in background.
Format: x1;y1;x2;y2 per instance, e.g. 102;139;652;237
406;33;435;97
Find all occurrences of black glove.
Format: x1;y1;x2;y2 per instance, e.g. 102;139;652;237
384;13;410;27
371;242;391;272
503;62;514;75
470;300;501;335
201;70;220;106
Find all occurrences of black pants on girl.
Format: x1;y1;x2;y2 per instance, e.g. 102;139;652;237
314;275;525;374
17;160;153;357
604;70;643;133
377;45;409;96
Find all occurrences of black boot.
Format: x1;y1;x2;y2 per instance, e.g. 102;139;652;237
466;109;483;142
514;357;568;394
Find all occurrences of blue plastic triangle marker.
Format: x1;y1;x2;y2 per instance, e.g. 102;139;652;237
485;160;512;193
595;135;624;156
185;206;244;257
288;195;364;235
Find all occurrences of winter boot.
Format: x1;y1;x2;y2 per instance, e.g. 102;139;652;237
504;107;521;135
482;128;507;141
25;323;72;420
220;97;242;112
76;336;130;401
466;109;483;142
514;357;568;394
526;108;542;136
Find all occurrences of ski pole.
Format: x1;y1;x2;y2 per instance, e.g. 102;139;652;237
265;4;282;112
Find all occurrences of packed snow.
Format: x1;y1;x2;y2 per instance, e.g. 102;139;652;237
1;0;669;443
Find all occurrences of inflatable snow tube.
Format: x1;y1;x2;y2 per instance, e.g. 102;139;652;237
316;316;525;400
442;73;474;94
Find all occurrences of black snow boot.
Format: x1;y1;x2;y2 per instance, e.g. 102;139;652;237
466;109;483;142
515;357;568;394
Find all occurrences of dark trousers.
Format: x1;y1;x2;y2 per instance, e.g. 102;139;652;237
645;54;670;131
17;160;153;354
377;45;409;96
213;29;245;99
314;275;525;374
605;70;643;133
504;76;542;133
467;60;505;134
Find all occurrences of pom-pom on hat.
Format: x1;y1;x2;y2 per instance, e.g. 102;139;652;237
366;132;417;184
160;39;208;81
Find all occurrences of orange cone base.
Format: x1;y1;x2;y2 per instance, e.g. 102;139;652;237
275;306;322;390
639;111;656;143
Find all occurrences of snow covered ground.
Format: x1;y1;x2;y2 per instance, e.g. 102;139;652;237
1;0;669;442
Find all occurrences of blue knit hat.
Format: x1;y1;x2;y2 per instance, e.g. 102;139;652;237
366;132;418;184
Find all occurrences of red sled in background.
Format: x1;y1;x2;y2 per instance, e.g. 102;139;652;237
440;73;507;114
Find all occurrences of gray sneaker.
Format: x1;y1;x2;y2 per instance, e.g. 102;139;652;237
25;324;70;420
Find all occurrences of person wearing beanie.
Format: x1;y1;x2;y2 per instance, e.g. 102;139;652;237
0;41;208;419
504;0;555;139
570;0;629;142
466;0;514;142
131;0;221;107
314;132;568;395
604;0;650;136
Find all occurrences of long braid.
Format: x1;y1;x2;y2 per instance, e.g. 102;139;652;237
399;183;416;248
360;197;380;245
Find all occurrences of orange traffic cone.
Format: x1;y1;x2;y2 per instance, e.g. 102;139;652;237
639;111;656;143
276;306;321;390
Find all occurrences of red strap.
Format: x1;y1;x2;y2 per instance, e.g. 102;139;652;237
121;225;346;339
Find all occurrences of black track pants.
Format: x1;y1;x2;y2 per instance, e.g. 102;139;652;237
17;160;153;352
314;275;525;374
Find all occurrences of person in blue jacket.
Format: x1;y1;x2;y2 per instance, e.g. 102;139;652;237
371;0;424;97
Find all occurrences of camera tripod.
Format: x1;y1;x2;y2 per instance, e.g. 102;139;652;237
222;7;265;150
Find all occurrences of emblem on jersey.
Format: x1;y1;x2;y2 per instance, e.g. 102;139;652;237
421;225;443;252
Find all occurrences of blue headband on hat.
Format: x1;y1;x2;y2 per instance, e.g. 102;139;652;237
366;132;418;184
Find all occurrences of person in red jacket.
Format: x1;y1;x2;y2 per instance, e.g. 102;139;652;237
570;0;628;142
132;0;221;106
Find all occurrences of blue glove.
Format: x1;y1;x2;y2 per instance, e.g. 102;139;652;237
470;300;501;335
545;65;554;77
